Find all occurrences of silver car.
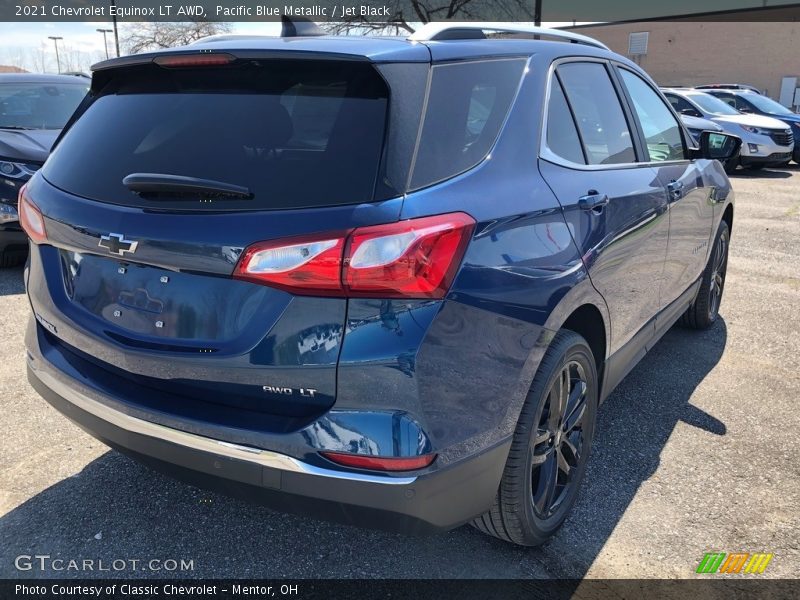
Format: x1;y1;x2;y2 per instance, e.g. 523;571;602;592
662;88;794;172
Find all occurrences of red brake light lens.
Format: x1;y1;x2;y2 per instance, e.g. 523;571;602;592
320;451;437;472
233;213;475;299
18;184;47;244
344;213;475;299
154;53;236;68
232;233;347;295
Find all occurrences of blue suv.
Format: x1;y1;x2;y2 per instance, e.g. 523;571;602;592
21;23;740;546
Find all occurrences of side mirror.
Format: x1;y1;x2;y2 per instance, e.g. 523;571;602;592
695;130;742;161
680;108;701;117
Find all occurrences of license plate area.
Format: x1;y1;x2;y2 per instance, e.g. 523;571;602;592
59;250;269;343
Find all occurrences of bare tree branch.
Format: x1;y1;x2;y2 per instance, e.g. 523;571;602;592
122;21;232;54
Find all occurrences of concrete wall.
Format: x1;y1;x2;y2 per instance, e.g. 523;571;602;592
565;22;800;104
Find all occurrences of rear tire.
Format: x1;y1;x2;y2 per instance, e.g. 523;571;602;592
471;330;597;546
0;248;26;268
681;220;730;329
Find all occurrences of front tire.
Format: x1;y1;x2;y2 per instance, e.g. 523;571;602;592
723;158;739;174
471;330;597;546
681;220;730;329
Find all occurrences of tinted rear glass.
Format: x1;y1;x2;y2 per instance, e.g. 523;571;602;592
410;58;526;191
42;60;389;211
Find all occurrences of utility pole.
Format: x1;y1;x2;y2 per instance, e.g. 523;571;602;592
48;36;63;73
534;0;542;26
110;1;120;57
97;28;113;59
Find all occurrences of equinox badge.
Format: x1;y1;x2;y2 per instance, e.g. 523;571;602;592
99;233;138;256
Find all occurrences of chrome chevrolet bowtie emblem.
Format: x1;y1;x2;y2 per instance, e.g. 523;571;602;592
99;233;138;256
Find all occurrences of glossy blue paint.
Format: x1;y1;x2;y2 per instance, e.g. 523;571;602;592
23;34;735;532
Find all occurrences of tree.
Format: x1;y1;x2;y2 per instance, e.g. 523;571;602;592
122;21;232;54
326;0;535;35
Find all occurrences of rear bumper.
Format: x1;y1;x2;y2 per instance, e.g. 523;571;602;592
26;343;510;535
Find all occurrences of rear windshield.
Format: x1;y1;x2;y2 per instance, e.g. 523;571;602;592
42;60;389;211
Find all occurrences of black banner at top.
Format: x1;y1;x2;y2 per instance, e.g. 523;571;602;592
1;0;800;22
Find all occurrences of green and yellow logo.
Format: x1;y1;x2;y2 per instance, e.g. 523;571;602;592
696;552;773;574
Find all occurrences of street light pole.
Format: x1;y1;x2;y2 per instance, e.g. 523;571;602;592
534;0;542;26
110;0;120;57
97;28;113;59
48;36;63;73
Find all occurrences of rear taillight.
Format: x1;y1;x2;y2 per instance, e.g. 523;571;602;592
232;212;475;299
18;184;47;244
320;451;437;472
344;213;475;298
233;233;347;295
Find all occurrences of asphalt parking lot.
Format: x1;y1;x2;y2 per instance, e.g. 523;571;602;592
1;166;799;580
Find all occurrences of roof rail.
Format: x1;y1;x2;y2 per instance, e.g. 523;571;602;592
408;22;609;50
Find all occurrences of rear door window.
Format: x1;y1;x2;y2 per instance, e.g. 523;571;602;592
545;78;586;165
556;62;636;165
42;60;389;211
409;58;526;190
618;69;686;162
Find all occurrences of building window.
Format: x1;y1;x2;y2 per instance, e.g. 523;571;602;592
628;32;649;56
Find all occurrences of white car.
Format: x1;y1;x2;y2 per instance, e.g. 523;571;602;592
662;88;793;172
680;114;724;144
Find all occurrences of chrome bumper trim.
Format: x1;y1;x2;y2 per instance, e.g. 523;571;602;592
33;368;417;486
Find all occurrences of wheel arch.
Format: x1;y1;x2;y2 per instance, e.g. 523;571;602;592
561;304;607;380
722;201;734;234
499;271;611;444
538;276;611;402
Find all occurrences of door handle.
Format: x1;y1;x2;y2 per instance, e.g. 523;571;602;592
667;180;684;201
578;191;609;212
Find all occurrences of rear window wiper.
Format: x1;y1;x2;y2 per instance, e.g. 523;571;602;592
122;173;252;199
0;126;34;130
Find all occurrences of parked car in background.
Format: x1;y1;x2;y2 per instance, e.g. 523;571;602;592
701;88;800;164
22;23;740;547
695;83;761;94
662;88;793;172
0;73;88;266
680;113;724;143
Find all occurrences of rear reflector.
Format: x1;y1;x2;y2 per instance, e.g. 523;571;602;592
320;451;437;472
233;212;475;299
18;184;47;244
154;53;236;68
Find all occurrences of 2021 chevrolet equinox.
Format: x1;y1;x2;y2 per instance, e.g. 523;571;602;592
22;23;740;546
